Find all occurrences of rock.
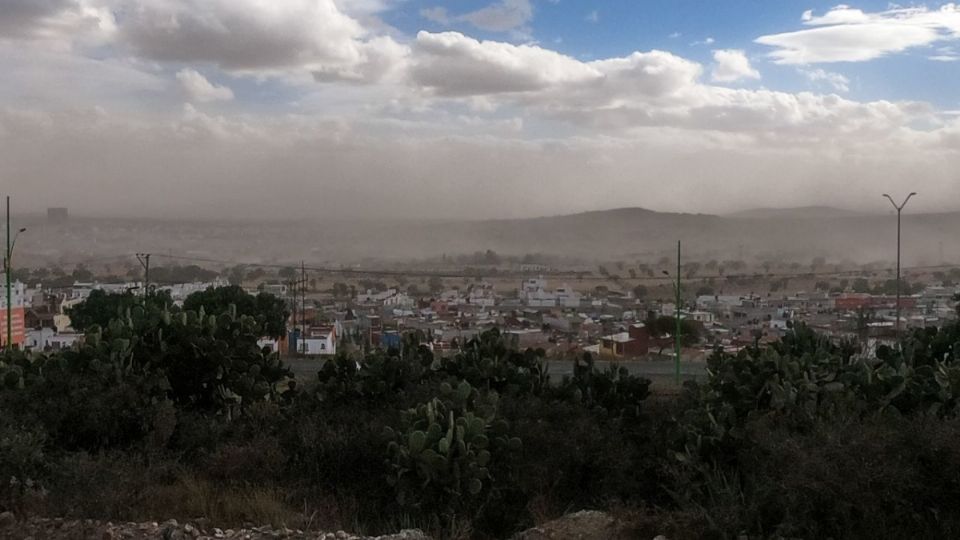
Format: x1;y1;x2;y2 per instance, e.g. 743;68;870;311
512;510;631;540
374;530;432;540
0;512;15;529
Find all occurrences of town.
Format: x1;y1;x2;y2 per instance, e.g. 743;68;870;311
6;256;957;380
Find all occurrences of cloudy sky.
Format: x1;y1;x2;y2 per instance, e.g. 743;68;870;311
2;0;959;220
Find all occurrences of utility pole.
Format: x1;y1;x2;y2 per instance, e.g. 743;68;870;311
883;192;916;345
136;253;151;296
5;196;10;351
675;240;681;386
289;276;297;357
301;260;306;356
661;242;682;386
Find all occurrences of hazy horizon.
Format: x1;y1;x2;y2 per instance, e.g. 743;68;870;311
8;203;958;224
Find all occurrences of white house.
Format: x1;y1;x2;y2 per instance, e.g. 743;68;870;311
685;310;716;324
159;278;230;301
555;284;582;308
294;322;342;356
520;277;547;296
355;288;398;304
526;289;557;308
384;292;415;308
26;328;81;351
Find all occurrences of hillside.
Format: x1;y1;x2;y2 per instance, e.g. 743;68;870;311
726;206;865;220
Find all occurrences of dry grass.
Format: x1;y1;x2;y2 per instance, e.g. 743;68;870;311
138;475;304;529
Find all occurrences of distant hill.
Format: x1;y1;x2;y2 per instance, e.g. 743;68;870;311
726;206;865;220
14;206;960;267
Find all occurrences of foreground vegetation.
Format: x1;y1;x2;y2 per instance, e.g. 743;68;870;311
3;289;960;538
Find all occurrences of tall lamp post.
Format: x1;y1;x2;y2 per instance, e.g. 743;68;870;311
5;196;27;351
882;192;916;345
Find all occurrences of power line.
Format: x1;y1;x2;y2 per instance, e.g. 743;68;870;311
148;252;960;283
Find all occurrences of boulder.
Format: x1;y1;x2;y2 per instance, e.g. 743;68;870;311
513;511;634;540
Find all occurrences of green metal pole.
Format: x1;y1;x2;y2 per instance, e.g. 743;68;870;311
675;240;681;386
5;196;11;351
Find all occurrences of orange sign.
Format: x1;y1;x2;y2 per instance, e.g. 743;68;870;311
0;307;26;347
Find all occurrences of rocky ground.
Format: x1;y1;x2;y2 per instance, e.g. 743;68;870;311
0;510;659;540
0;513;431;540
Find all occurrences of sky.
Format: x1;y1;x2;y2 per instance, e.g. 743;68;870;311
1;0;959;220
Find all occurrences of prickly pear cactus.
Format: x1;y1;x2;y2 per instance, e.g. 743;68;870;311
383;381;521;518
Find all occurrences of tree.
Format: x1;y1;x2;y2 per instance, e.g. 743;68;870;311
852;278;870;293
428;275;444;294
183;285;289;339
225;265;247;286
632;285;648;299
150;264;219;284
67;289;174;332
71;264;93;282
278;267;297;279
331;282;350;298
696;286;715;297
644;315;701;346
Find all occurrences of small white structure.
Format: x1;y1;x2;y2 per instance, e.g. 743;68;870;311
384;292;416;308
685;310;715;324
555;284;582;308
295;322;342;356
355;288;398;304
26;328;81;351
159;278;230;302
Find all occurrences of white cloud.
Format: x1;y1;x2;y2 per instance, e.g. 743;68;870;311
800;68;850;92
176;69;234;102
691;37;715;46
586;11;599;23
710;49;760;83
0;0;116;48
420;6;449;24
114;0;387;77
757;4;960;64
421;0;533;33
463;0;532;32
410;31;598;96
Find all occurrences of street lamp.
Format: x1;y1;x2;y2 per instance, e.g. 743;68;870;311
5;194;26;350
882;192;916;345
